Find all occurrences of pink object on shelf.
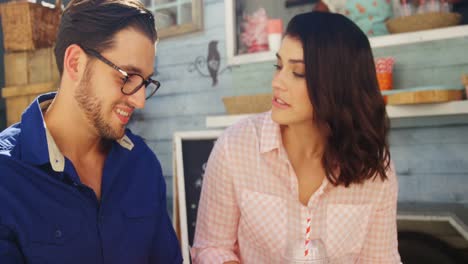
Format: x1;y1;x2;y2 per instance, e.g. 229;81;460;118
267;19;283;52
375;57;396;104
267;19;283;34
375;57;395;73
240;8;269;53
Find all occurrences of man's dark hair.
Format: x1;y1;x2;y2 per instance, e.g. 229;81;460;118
286;12;391;186
54;0;157;76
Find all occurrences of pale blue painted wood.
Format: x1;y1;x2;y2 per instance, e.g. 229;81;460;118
391;144;468;175
231;60;468;92
129;0;468;215
389;125;468;146
154;68;234;97
382;86;464;95
390;116;468;128
372;37;468;65
373;37;468;89
230;37;468;91
131;114;210;141
398;173;468;203
130;0;232;209
139;91;227;119
156;29;227;69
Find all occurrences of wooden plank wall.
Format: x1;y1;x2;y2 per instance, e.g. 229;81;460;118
0;0;459;212
0;0;464;212
129;0;232;212
129;1;468;213
375;38;468;203
130;0;468;213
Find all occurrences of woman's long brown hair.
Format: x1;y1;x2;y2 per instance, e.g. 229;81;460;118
286;12;391;186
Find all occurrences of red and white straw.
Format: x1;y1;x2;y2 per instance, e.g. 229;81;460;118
304;217;311;257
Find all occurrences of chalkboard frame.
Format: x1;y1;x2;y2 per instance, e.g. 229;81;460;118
173;130;223;263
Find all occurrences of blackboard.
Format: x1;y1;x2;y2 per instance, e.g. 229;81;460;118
173;130;223;264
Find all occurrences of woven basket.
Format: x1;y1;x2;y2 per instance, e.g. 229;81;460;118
222;94;272;115
0;0;62;51
386;12;461;34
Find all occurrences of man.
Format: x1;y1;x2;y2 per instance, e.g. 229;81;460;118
0;0;182;263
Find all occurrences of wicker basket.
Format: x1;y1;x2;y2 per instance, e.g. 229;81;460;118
386;12;461;34
0;0;62;51
1;81;57;125
222;94;272;114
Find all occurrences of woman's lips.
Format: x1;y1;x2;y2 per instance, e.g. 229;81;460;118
272;97;290;109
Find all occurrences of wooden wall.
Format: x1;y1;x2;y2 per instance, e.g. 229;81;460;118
129;0;468;214
0;0;465;213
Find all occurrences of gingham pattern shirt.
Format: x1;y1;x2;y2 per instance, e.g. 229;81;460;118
192;111;401;264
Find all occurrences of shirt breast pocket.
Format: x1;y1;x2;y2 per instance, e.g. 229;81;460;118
120;204;159;250
325;204;372;258
123;205;158;219
239;190;286;253
25;211;83;262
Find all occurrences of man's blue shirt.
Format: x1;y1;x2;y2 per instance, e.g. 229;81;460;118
0;93;182;263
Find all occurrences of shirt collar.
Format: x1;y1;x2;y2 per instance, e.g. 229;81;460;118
19;92;135;172
116;135;134;151
258;112;334;195
259;111;282;154
19;93;55;168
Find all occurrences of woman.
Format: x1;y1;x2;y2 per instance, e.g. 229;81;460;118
192;12;400;264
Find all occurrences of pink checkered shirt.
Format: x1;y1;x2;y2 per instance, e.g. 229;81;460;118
191;111;401;264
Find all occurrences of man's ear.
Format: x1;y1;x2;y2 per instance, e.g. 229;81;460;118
63;44;88;82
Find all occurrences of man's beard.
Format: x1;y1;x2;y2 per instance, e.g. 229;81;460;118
74;65;125;140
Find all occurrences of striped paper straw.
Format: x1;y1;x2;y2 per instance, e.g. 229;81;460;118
304;217;311;257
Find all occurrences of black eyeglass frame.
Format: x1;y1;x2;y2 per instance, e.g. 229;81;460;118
81;46;160;99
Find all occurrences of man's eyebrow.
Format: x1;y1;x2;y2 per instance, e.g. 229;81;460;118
120;65;143;74
121;65;154;79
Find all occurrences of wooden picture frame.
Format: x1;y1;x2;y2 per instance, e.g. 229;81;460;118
173;130;223;263
148;0;204;39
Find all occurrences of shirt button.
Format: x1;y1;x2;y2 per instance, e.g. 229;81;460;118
55;229;62;238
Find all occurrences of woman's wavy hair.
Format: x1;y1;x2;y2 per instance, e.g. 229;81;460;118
286;12;391;186
54;0;157;76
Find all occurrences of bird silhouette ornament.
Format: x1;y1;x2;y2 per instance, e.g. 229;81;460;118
187;40;231;87
207;40;220;86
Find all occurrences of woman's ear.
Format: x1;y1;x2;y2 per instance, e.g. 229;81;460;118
63;44;87;82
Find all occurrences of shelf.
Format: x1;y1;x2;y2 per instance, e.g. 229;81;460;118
225;0;468;66
386;100;468;118
369;25;468;48
206;100;468;128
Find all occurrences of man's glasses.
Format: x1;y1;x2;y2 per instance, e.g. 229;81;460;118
81;46;160;99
